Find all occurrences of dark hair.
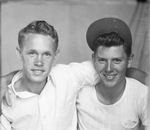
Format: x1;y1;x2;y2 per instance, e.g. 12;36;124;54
18;20;59;51
93;32;132;57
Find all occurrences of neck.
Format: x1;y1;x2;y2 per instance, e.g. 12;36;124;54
95;80;126;105
14;76;47;95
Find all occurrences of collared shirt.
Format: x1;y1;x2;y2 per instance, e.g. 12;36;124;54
0;61;98;130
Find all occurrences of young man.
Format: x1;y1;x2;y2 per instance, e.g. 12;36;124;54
0;20;98;130
0;19;148;130
76;18;148;130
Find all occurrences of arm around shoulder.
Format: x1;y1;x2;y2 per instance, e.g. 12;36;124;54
0;70;19;114
126;67;148;85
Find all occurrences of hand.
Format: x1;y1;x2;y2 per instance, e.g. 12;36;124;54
1;87;12;106
0;70;20;115
0;78;12;115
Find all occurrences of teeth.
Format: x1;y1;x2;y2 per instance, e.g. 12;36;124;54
34;70;43;75
106;75;114;80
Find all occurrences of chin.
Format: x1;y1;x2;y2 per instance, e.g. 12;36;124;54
102;80;118;88
31;77;46;83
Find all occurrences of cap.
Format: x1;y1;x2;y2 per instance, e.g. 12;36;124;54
86;17;132;51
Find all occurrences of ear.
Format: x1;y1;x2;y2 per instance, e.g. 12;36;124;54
53;49;60;63
92;53;95;63
16;46;22;60
127;53;134;68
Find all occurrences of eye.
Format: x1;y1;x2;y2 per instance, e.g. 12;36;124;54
43;53;51;58
28;51;36;57
98;58;106;64
114;59;122;64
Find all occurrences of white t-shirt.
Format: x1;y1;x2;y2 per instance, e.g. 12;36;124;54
0;61;98;130
77;78;148;130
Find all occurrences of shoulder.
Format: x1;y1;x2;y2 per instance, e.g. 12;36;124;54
10;71;22;85
67;60;95;72
51;61;93;71
50;64;72;83
50;61;95;77
51;64;70;74
126;78;148;89
77;85;96;106
126;77;148;97
78;85;94;97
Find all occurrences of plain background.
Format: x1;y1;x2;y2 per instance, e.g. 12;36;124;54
1;0;149;76
0;0;150;129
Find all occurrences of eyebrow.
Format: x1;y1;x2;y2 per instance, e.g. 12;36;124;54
97;55;124;59
27;50;52;54
44;51;52;54
27;49;37;52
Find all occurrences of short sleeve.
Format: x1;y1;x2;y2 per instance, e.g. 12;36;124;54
68;61;99;87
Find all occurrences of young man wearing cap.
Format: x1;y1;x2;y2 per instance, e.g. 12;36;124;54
76;18;148;130
0;19;148;130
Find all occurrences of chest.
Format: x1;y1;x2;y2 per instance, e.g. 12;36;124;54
2;83;78;130
77;89;140;130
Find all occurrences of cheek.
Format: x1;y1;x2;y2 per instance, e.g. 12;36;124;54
44;58;54;68
22;57;34;67
115;63;128;73
94;62;104;72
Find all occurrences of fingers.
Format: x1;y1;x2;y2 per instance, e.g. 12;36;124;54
0;95;2;115
0;86;5;115
0;88;12;116
0;76;13;116
1;89;12;107
4;89;12;107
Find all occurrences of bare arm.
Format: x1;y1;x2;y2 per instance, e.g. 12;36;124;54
126;67;148;85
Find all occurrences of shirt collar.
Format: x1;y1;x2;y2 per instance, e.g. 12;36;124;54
8;71;52;98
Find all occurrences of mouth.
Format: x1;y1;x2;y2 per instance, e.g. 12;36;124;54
103;74;117;80
31;69;45;75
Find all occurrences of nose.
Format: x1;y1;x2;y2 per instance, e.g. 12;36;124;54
34;55;44;66
106;61;113;72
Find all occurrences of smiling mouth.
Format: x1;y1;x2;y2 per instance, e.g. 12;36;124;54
104;74;117;80
31;69;45;75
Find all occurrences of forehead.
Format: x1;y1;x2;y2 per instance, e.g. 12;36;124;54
22;33;55;52
96;45;127;58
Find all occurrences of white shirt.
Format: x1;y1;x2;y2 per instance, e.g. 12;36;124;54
77;78;148;130
0;61;98;130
